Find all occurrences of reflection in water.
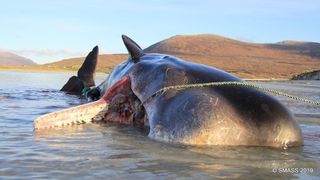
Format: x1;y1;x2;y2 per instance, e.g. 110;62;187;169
0;71;320;179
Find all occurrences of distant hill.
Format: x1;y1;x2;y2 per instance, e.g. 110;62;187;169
0;51;37;66
44;54;128;73
43;34;320;79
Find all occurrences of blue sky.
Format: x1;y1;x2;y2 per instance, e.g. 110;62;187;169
0;0;319;64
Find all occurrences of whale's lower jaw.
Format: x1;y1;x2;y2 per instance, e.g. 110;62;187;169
34;76;147;129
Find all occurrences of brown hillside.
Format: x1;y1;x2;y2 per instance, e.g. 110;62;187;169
43;34;320;79
145;34;320;79
44;54;127;73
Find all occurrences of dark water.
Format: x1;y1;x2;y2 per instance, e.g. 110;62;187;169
0;71;319;179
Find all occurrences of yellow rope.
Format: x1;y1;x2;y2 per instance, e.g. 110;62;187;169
153;81;320;106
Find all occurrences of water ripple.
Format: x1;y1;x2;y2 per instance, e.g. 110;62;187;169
0;72;319;179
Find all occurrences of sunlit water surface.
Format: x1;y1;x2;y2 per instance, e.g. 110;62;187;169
0;71;319;179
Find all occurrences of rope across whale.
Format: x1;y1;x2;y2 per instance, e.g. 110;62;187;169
145;81;320;106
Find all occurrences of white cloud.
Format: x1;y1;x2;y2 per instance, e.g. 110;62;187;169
2;48;111;64
11;49;85;57
0;48;87;64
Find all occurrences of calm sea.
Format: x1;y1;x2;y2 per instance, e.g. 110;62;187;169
0;71;319;179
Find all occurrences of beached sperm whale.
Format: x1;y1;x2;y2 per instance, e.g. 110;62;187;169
36;35;303;148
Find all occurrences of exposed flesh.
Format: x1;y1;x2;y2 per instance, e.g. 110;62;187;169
34;76;146;129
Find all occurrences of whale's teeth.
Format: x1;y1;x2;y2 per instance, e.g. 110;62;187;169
34;92;108;130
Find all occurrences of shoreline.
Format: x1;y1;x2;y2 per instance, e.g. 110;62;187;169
0;66;76;73
0;66;290;81
0;66;107;74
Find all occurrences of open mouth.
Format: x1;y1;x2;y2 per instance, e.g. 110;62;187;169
102;76;146;127
34;76;147;129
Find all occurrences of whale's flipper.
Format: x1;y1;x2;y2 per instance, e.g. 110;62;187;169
60;46;99;95
77;46;98;87
60;76;84;93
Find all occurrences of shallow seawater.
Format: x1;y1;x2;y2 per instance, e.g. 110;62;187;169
0;71;319;179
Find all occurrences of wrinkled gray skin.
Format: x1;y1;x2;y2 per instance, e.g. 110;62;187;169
65;35;303;147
